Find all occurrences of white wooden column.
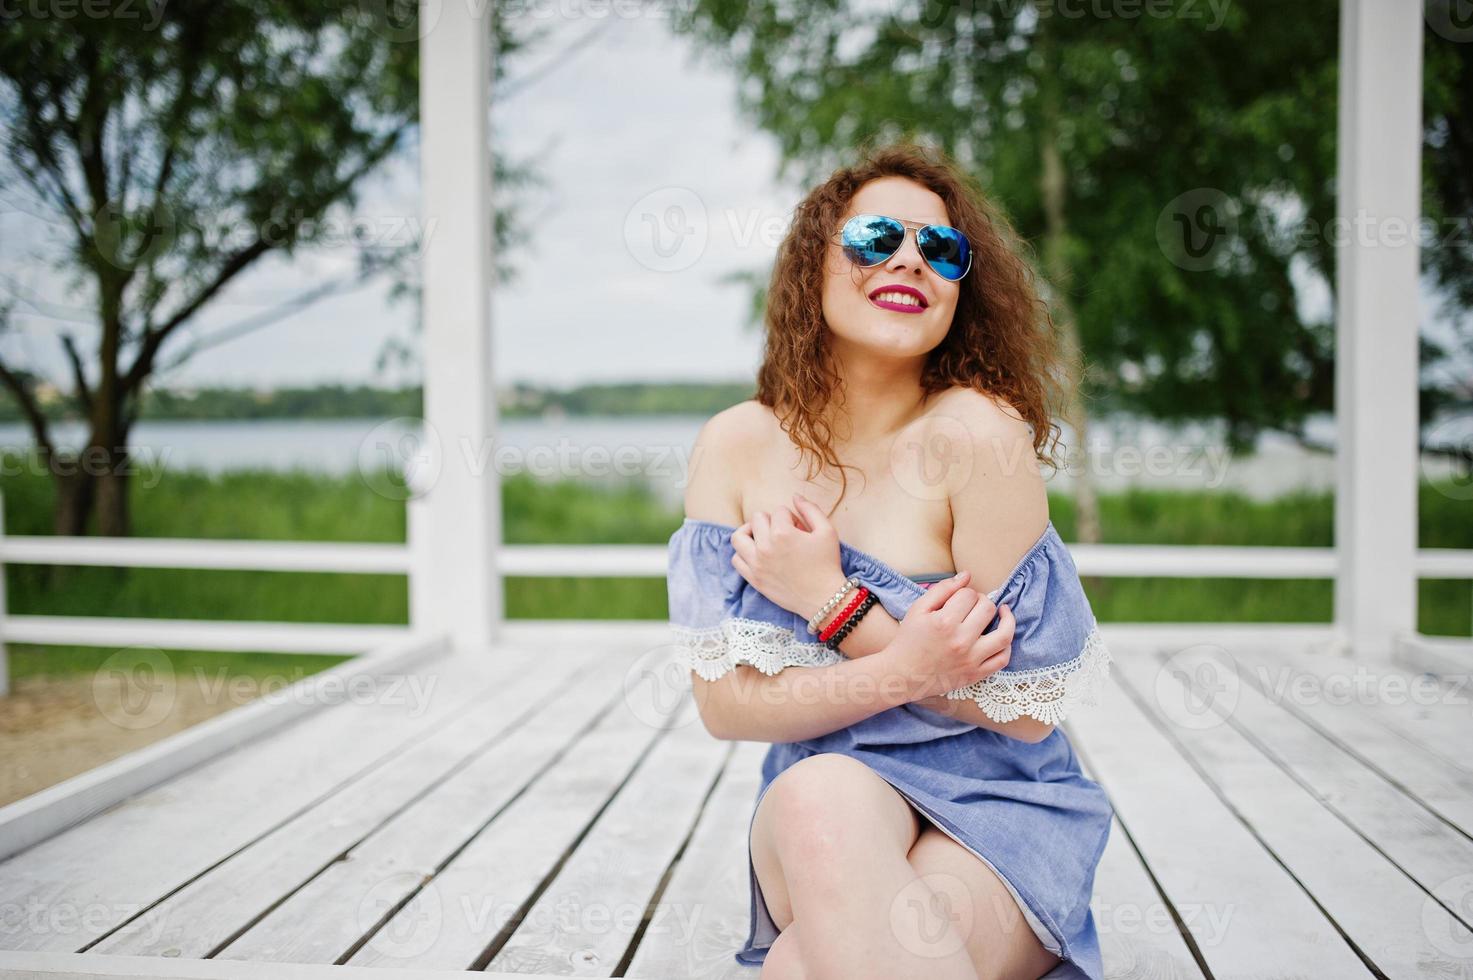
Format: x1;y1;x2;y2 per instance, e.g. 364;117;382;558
412;0;503;650
1332;0;1422;657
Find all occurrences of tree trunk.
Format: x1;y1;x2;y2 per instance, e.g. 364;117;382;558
93;446;133;537
52;454;96;536
1039;119;1102;547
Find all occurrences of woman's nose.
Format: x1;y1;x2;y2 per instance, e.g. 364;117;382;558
887;230;926;272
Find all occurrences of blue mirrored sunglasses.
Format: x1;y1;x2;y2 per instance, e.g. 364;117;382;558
838;213;973;282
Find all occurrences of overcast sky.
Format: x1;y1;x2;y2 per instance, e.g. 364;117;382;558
1;10;793;391
2;12;1462;397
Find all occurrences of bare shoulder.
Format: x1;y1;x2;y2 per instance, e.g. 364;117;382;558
682;400;771;524
925;386;1036;452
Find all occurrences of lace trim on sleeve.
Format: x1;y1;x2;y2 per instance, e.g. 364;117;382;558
942;622;1114;725
671;617;845;682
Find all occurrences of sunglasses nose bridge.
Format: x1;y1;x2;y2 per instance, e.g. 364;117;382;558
885;225;928;272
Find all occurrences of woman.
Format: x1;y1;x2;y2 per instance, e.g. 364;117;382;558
665;141;1115;980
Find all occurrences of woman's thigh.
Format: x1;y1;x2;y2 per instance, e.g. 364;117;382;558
749;753;925;932
906;822;1063;980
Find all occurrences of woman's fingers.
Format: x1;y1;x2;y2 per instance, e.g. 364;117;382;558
939;585;981;623
729;525;754;562
911;569;971;613
971;603;1014;659
960;588;997;634
752;510;771;548
790;494;827;534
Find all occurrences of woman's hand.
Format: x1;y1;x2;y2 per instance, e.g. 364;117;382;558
729;494;851;621
883;570;1014;701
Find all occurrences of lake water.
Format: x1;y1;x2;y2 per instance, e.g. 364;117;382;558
0;412;1457;507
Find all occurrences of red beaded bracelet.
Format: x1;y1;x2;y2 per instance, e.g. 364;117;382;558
818;586;870;643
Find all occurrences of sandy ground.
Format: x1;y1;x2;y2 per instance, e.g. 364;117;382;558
0;672;255;808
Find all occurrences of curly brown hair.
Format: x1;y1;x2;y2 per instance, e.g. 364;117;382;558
755;139;1070;514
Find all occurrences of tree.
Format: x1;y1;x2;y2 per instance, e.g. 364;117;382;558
0;0;549;536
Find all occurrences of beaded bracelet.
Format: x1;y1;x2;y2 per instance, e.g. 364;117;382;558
817;586;870;643
807;575;860;634
823;592;878;651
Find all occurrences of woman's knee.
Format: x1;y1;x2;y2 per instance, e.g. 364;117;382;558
762;754;923;865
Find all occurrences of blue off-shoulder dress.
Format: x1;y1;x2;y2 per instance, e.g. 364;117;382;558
666;517;1116;980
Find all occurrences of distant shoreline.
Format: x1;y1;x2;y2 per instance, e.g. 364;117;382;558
0;380;758;424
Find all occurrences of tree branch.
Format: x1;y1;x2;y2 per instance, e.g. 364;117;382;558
122;127;408;394
0;357;59;460
60;332;94;414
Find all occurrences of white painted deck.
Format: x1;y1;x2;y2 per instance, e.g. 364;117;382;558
0;622;1469;979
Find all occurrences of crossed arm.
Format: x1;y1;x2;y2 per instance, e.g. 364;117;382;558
689;393;1056;744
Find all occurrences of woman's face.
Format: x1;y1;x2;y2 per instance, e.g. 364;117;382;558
820;176;962;362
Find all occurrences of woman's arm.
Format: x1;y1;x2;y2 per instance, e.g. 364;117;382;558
776;393;1059;743
692;645;930;743
816;577;1051;743
749;499;1052;744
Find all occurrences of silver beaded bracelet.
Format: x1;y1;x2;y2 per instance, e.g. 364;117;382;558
807;575;861;634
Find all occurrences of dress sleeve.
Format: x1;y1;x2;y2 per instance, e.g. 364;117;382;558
941;536;1113;725
666;522;844;682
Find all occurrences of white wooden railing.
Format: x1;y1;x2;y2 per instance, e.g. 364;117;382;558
3;481;1473;697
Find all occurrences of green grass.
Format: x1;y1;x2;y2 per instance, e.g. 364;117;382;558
1;453;1469;680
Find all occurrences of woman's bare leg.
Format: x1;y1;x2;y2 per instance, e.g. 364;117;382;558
749;753;979;980
758;918;807;980
906;824;1064;980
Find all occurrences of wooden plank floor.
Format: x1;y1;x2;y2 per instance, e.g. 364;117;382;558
0;624;1470;978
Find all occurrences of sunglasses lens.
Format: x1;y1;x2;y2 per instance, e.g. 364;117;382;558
841;214;905;267
918;225;971;281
